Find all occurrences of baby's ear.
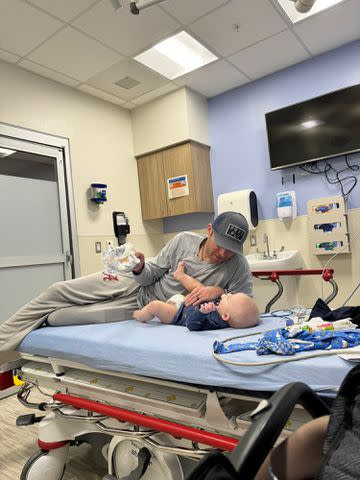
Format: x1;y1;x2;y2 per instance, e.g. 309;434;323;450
221;313;230;322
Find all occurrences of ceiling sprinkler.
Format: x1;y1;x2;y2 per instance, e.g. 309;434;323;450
110;0;168;14
290;0;317;13
130;0;168;14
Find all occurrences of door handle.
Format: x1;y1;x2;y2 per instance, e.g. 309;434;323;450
65;250;73;265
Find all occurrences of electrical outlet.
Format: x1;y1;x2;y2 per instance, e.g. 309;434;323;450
95;241;102;254
250;234;257;247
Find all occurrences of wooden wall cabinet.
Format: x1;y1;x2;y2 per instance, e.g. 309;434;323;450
136;141;214;220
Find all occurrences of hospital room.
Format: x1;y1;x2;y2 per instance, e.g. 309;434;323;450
1;0;360;478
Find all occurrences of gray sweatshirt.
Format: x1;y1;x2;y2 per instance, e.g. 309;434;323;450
135;232;253;307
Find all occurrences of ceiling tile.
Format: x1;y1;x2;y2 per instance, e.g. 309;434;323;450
0;0;63;56
189;0;288;56
18;59;81;87
175;60;249;98
293;0;360;55
26;0;99;22
78;84;126;105
229;30;310;80
132;83;179;105
87;59;168;100
0;48;20;63
27;26;122;82
161;0;229;25
73;0;180;57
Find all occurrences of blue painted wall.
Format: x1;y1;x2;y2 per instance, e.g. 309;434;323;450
164;40;360;233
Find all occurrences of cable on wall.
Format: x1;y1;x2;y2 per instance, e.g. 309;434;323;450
298;155;359;201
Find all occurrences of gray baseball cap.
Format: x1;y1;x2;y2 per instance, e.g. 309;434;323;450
212;211;249;254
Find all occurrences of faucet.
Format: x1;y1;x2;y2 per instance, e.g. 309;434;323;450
257;242;286;260
263;233;271;259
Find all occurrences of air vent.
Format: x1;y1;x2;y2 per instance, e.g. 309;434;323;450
114;76;141;89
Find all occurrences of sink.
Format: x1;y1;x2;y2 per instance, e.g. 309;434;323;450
246;250;303;271
246;250;303;311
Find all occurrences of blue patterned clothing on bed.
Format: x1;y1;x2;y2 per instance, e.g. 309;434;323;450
213;328;360;355
173;301;228;331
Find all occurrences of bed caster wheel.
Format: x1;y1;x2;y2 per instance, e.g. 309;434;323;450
20;446;68;480
111;436;184;480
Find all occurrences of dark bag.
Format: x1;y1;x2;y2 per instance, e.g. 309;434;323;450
317;363;360;479
310;297;360;326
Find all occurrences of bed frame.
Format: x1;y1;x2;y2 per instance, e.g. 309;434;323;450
14;352;317;480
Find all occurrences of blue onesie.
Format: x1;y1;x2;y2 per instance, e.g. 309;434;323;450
172;300;228;331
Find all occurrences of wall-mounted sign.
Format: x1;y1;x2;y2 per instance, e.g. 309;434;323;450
167;174;189;199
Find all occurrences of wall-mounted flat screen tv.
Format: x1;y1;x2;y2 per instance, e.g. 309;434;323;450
265;83;360;170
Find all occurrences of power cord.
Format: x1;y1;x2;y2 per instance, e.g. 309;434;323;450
212;346;351;367
299;155;359;201
343;281;360;307
320;227;360;302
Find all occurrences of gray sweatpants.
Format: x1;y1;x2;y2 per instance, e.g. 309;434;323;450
0;272;140;353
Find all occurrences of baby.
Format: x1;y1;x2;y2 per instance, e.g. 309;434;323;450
133;261;259;331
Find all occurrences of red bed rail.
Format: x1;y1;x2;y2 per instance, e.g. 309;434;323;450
53;392;239;451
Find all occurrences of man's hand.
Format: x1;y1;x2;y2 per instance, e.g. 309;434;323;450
185;286;224;306
132;251;145;273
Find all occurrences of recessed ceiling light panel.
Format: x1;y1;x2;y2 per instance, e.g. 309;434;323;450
134;31;218;80
0;148;16;158
276;0;347;23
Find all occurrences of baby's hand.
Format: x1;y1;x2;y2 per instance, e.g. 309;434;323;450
199;302;216;314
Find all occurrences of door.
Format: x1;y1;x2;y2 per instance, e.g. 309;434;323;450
0;136;73;323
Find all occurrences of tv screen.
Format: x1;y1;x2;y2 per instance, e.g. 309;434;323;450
265;83;360;170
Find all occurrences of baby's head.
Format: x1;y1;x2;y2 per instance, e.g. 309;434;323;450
217;292;259;329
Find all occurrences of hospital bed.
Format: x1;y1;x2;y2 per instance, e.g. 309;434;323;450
9;313;355;480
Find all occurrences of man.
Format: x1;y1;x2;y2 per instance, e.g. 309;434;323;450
0;211;253;353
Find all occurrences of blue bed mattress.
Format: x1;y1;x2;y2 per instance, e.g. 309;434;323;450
18;315;353;394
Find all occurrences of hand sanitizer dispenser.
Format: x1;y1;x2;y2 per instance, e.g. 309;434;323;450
276;191;296;221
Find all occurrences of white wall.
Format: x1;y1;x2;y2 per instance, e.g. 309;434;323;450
131;87;210;156
185;88;210;147
0;60;163;274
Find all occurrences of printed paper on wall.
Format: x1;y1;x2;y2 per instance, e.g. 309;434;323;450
167;174;189;199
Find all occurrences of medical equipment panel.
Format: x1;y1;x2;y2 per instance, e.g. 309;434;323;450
307;195;350;254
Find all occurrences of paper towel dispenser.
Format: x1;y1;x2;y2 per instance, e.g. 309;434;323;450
217;189;258;230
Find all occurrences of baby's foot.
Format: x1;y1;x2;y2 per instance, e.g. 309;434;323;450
173;260;186;281
133;309;154;322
